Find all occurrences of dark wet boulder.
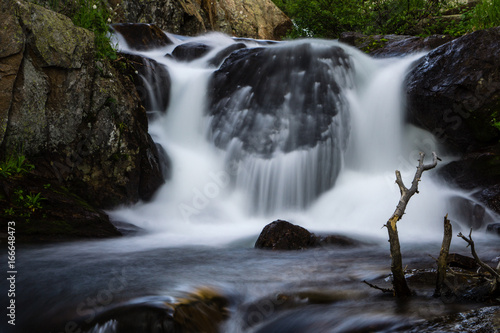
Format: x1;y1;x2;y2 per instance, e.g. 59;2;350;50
170;42;212;61
406;27;500;154
438;146;500;214
207;42;247;68
208;42;354;212
120;53;171;114
111;23;172;51
209;43;353;156
255;220;361;250
255;220;317;250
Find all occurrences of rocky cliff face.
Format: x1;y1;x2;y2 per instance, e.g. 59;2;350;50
117;0;292;40
0;0;165;240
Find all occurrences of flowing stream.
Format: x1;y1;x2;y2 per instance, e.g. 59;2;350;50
2;33;499;333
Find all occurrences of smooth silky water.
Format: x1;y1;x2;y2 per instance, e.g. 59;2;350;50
3;33;499;333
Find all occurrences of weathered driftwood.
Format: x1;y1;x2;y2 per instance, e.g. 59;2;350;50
386;152;439;298
434;215;452;297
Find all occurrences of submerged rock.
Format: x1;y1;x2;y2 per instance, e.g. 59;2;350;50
73;287;229;333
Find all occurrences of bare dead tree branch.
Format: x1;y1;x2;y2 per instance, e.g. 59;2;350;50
434;214;452;297
385;152;439;299
362;280;393;294
458;229;500;282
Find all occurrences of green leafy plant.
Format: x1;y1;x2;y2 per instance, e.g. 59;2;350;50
273;0;485;39
470;0;500;31
0;154;35;178
11;189;46;219
72;0;117;60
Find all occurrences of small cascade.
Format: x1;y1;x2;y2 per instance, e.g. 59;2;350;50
109;32;489;244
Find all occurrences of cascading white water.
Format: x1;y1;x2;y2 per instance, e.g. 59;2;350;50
110;33;485;246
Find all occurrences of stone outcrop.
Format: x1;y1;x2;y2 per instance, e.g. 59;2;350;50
116;0;292;40
0;0;165;238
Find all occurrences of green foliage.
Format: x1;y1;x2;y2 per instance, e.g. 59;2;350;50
491;112;500;131
470;0;500;31
276;0;370;39
0;154;34;178
273;0;500;39
29;0;117;59
72;0;117;60
4;189;46;220
15;190;45;213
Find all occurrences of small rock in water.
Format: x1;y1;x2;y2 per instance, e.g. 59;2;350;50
170;42;212;62
255;220;360;250
255;220;317;250
486;223;500;236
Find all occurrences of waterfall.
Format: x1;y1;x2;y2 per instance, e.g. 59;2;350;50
110;32;483;245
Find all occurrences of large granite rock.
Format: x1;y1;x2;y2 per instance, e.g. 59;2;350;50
117;0;292;40
0;1;164;218
406;27;500;153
